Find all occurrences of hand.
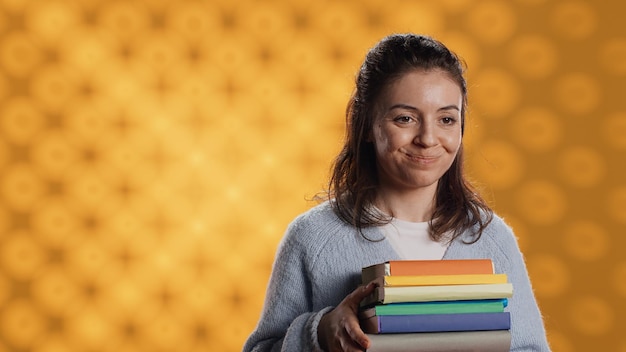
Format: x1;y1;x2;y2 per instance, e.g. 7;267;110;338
317;282;377;352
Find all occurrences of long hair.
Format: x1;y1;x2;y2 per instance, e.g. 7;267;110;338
323;33;493;243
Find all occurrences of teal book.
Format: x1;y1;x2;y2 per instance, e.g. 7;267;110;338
360;299;507;317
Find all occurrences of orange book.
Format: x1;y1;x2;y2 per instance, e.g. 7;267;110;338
362;259;494;285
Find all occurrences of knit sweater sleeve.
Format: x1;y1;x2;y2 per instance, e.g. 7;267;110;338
242;214;330;352
444;215;551;351
484;217;551;352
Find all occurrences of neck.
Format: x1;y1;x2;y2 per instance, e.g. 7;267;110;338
375;184;438;222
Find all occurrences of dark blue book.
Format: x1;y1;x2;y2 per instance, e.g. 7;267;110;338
360;311;511;334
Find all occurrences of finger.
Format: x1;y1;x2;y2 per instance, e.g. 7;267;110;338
348;282;377;303
345;322;370;351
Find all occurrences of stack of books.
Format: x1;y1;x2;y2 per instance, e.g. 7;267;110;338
359;259;513;352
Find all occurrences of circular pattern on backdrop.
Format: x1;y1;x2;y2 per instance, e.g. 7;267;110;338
29;65;78;112
471;68;521;117
440;31;482;71
239;3;290;40
551;1;597;40
0;31;42;77
0;299;46;350
602;111;626;150
510;106;563;152
557;146;606;188
0;72;7;102
466;1;517;45
553;73;601;115
0;164;46;212
474;140;525;190
607;186;626;224
515;180;568;225
526;254;570;297
0;98;46;145
0;138;8;172
613;262;626;297
508;35;558;79
23;1;79;43
562;220;609;261
599;38;626;75
64;305;114;349
437;0;472;13
0;205;8;236
31;267;80;316
515;0;547;4
0;231;45;281
392;2;445;36
568;296;613;336
30;131;78;178
0;272;9;307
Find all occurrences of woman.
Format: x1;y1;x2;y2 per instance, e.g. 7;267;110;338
244;34;550;352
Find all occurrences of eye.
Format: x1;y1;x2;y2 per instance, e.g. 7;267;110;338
393;115;413;124
441;116;457;125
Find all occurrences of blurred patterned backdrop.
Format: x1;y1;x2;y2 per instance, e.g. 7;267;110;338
0;0;624;351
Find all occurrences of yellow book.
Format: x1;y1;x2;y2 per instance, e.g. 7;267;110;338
380;273;508;287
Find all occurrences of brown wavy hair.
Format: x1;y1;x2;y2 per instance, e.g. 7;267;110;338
322;33;493;243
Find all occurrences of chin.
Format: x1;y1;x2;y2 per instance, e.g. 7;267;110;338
404;178;440;190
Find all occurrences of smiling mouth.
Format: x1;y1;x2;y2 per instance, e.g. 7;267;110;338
405;153;439;162
404;154;442;167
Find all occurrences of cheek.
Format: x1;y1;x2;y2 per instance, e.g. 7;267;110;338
443;130;463;152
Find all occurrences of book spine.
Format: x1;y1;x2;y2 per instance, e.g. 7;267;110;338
366;330;512;352
383;283;513;304
362;259;496;284
384;273;508;287
362;263;389;284
366;312;511;334
362;283;513;306
390;259;494;276
370;299;506;316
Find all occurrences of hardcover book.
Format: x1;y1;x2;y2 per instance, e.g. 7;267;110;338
360;311;511;334
361;259;494;284
359;299;507;317
365;330;512;352
361;283;513;306
371;273;508;287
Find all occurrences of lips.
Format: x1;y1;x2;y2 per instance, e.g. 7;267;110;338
404;152;440;164
405;152;439;160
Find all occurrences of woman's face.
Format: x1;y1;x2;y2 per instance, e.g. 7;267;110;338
371;69;463;194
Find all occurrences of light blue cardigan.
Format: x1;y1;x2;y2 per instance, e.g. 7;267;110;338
244;202;551;351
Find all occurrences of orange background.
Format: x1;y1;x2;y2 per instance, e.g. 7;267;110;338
0;0;625;351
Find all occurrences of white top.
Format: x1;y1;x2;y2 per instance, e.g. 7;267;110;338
379;218;449;260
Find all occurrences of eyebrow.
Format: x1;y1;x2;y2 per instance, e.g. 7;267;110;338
388;103;460;112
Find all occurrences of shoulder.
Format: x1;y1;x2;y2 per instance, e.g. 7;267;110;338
278;201;353;258
478;214;520;254
286;201;346;241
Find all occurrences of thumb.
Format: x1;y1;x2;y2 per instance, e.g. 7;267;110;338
349;281;378;305
345;283;376;349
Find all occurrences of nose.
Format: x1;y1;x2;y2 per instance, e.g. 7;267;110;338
413;120;436;147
